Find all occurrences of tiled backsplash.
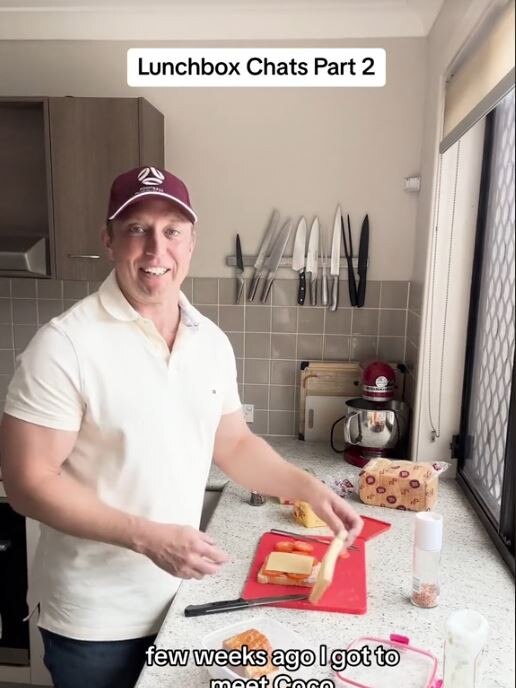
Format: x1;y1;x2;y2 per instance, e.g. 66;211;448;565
0;276;417;437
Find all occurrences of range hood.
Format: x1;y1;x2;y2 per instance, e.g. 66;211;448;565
0;236;49;276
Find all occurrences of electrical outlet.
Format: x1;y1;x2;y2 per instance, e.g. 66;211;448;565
242;404;254;423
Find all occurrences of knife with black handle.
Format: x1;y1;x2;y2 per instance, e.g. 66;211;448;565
356;214;369;308
292;217;307;305
329;206;341;312
342;213;357;306
184;593;308;617
306;218;319;306
235;234;245;304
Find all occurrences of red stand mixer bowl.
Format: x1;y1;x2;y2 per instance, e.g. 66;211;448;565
331;398;410;467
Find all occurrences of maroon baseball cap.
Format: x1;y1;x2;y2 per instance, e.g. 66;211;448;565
107;166;197;223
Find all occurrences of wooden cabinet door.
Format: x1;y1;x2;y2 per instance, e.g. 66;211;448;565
49;97;140;281
138;98;164;168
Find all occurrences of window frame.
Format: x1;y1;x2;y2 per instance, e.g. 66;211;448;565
456;103;515;575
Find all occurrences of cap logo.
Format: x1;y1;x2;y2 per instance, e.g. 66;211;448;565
137;167;165;187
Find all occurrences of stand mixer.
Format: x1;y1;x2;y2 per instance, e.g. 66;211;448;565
330;360;410;467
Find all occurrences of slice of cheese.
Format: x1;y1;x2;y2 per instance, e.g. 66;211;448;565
265;551;314;575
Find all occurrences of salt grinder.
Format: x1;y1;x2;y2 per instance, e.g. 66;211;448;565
411;512;443;608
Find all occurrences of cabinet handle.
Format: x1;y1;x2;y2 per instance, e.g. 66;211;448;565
67;254;101;260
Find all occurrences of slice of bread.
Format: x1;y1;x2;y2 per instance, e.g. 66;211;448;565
223;628;277;679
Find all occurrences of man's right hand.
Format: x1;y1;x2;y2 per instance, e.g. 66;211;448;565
134;522;230;579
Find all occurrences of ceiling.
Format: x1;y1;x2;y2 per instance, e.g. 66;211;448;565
0;0;445;40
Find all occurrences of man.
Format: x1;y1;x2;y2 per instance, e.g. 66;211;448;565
0;166;362;688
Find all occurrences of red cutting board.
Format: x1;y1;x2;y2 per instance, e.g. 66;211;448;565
358;515;391;542
241;516;391;615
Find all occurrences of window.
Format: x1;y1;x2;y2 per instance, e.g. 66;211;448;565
456;87;515;572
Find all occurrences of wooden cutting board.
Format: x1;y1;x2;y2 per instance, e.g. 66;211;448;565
299;361;361;439
241;517;391;615
304;395;353;442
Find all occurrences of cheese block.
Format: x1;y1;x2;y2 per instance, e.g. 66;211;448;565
293;501;327;528
264;551;314;575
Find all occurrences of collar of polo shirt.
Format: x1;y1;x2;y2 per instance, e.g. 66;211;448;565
99;270;200;330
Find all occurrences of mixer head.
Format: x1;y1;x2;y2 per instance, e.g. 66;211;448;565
361;360;396;402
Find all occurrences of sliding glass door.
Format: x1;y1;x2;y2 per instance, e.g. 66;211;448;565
456;87;515;572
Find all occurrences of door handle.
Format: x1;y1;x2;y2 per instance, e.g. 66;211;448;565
67;254;101;259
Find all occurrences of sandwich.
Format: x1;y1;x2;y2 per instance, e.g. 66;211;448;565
257;550;320;587
223;628;277;679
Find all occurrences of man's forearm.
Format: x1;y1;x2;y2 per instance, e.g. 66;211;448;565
7;472;147;552
215;433;316;500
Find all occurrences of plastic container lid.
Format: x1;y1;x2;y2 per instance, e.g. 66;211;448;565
414;512;443;552
334;635;438;688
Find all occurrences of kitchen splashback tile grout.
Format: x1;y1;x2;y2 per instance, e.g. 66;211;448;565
0;277;412;438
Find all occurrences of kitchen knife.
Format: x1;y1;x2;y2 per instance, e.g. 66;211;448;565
248;209;280;302
320;226;329;306
269;528;358;550
356;214;369;308
341;213;358;307
235;234;244;304
184;593;308;617
260;219;292;303
306;218;319;306
329;206;342;311
292;217;307;305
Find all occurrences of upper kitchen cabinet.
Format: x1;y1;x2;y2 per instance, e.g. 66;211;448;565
0;96;164;281
50;97;164;281
0;98;54;278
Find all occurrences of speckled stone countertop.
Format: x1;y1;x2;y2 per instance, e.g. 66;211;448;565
205;463;229;490
136;438;515;688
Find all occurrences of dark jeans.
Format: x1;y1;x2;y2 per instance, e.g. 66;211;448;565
40;628;157;688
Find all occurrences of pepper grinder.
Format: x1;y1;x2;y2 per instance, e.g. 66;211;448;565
444;609;489;687
249;491;265;506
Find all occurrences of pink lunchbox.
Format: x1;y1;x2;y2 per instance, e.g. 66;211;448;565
334;634;443;688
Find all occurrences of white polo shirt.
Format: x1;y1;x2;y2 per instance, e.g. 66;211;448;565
4;270;241;641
